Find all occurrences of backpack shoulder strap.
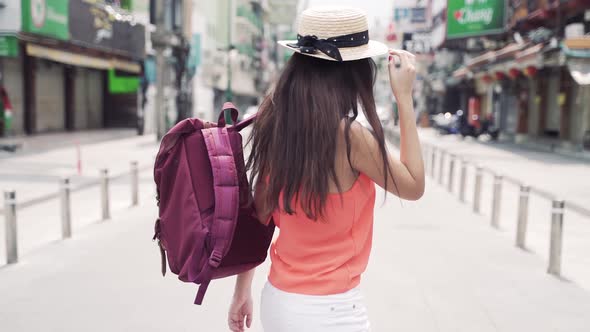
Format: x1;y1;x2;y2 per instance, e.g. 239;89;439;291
195;126;240;304
234;113;257;132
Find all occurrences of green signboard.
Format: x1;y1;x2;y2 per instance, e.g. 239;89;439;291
22;0;69;40
447;0;505;39
108;69;140;94
0;36;19;57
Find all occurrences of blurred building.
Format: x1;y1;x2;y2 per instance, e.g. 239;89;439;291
423;0;590;152
191;0;297;121
149;0;193;139
382;0;433;122
0;0;146;137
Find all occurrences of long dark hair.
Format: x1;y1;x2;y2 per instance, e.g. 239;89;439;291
246;53;395;220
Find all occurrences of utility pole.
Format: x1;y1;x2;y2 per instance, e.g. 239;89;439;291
153;0;167;141
225;0;234;125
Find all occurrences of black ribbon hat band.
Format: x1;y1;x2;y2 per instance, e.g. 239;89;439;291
286;30;370;62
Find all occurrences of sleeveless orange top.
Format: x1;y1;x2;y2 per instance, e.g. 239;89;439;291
268;173;376;295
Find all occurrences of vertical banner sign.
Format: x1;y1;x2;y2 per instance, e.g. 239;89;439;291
447;0;505;39
0;36;19;57
22;0;69;40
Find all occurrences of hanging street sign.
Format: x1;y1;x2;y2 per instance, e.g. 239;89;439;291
447;0;506;39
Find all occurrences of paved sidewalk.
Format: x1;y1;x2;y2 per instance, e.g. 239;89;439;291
0;131;160;265
410;128;590;208
0;129;138;158
392;128;590;292
0;131;158;204
1;179;589;331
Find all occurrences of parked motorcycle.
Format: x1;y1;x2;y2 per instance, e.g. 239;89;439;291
431;112;460;135
431;110;500;140
457;110;499;140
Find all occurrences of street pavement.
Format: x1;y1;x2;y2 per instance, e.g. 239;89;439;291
0;129;157;204
0;129;138;158
1;129;590;331
0;131;160;265
402;128;590;292
1;165;590;331
413;128;590;208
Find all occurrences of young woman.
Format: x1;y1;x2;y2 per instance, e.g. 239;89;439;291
228;7;424;332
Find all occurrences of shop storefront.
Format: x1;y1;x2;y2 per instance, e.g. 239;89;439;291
68;0;144;129
0;0;145;136
562;46;590;150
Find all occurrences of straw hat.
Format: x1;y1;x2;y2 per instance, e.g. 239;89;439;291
278;7;389;62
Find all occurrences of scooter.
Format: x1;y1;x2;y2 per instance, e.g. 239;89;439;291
457;110;499;140
431;112;460;135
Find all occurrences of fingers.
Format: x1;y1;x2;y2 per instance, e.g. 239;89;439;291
388;49;415;69
388;49;416;71
228;314;245;332
388;49;403;68
246;313;252;328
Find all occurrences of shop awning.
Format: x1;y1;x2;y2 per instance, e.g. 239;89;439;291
452;67;471;79
466;43;528;71
467;51;496;69
495;43;527;60
516;44;543;62
26;44;141;74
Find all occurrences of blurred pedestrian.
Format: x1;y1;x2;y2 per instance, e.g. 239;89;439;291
228;7;425;332
0;82;13;136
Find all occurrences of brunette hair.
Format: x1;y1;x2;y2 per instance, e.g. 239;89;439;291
246;53;395;220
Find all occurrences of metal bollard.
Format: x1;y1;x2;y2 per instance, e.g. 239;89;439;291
447;155;455;193
430;147;436;178
60;178;72;239
459;159;467;202
131;161;139;206
473;167;483;213
438;151;445;185
101;169;111;220
548;200;565;276
516;185;530;249
4;190;18;264
491;175;503;228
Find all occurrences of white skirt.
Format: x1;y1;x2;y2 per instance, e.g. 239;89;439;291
260;281;371;332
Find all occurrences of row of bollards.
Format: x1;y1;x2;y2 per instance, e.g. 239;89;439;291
473;167;483;214
3;161;140;264
459;159;467;203
426;145;566;277
491;174;503;229
4;191;17;264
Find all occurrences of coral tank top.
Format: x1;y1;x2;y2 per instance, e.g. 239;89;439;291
268;173;376;295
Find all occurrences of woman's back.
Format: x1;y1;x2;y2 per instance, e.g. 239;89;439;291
268;121;376;294
269;172;376;295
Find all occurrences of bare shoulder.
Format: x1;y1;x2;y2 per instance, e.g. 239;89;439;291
338;119;377;150
338;119;373;140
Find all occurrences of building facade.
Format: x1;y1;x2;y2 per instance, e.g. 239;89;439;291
191;0;296;122
0;0;146;137
148;0;193;138
422;0;590;152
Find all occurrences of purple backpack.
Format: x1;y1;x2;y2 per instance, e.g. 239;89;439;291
152;102;275;305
